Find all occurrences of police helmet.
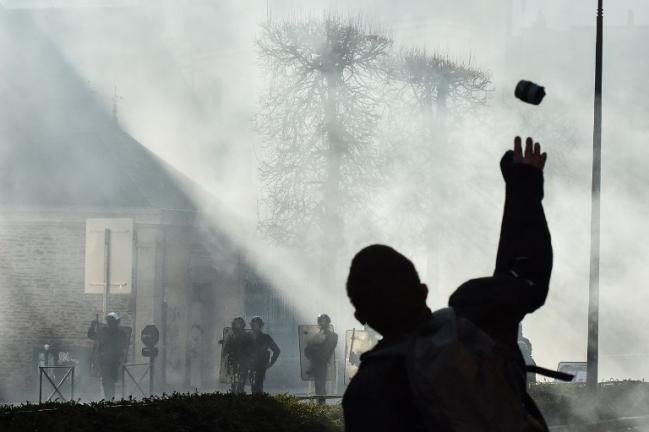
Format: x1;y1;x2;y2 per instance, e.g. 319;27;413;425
106;312;120;323
317;313;331;326
231;317;246;329
250;316;264;327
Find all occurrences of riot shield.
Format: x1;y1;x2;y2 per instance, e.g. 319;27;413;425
298;325;336;381
90;324;132;377
344;329;376;384
219;327;254;385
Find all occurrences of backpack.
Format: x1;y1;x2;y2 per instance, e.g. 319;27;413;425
405;307;548;432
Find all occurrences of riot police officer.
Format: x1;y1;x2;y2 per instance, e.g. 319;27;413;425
249;316;280;394
221;317;253;394
305;313;337;404
87;312;128;400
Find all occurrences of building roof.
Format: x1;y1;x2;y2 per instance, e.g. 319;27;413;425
0;6;197;211
0;129;198;211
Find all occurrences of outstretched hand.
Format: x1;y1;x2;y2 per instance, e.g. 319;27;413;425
513;136;547;171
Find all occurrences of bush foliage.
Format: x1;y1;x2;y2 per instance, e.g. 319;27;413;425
1;382;648;431
0;393;343;432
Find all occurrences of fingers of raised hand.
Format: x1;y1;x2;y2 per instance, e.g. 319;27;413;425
513;136;523;162
540;152;548;169
528;139;547;169
513;136;547;170
525;137;533;160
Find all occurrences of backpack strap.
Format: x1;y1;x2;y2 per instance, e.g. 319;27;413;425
526;365;574;381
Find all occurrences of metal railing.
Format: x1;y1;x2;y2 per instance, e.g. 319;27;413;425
38;366;74;403
295;395;343;401
121;363;150;398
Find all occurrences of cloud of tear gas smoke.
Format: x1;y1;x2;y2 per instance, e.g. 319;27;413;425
2;0;649;402
258;0;649;384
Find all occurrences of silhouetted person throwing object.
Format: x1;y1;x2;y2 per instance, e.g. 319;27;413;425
87;312;129;400
343;137;552;431
305;313;338;404
249;316;280;394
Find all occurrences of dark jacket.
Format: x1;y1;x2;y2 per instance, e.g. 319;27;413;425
87;323;129;381
251;332;281;370
343;333;420;432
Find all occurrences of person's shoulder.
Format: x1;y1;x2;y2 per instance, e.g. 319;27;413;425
361;336;409;362
350;350;391;381
449;275;533;310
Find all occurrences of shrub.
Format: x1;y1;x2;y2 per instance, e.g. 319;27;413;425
2;381;648;431
0;393;344;432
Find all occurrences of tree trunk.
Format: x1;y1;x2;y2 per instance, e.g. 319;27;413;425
425;81;449;304
319;71;344;292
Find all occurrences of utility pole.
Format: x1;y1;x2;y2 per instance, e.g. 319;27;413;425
103;228;112;317
587;0;604;392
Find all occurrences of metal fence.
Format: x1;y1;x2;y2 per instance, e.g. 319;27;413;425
121;363;150;398
38;366;74;403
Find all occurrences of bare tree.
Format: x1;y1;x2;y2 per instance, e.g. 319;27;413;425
398;49;491;129
256;16;392;265
385;50;493;286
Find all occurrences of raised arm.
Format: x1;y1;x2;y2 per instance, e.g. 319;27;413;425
494;136;552;312
449;137;553;340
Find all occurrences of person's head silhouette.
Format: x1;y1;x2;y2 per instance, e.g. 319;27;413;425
346;244;428;337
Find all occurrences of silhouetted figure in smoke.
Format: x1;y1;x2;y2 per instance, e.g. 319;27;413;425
343;137;552;431
221;317;253;394
87;312;129;400
305;313;338;404
249;316;280;394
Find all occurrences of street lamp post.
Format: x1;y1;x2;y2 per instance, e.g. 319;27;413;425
587;0;604;392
